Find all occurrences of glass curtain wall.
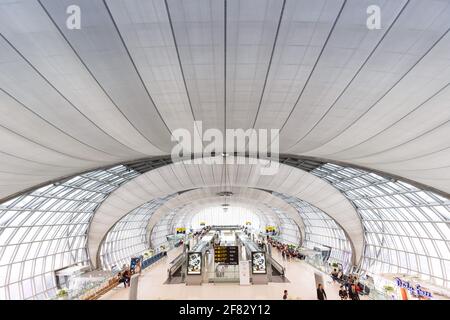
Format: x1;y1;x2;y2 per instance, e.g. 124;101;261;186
273;192;352;269
1;159;449;300
150;205;188;250
312;163;450;289
0;165;138;300
268;207;301;246
99;194;176;270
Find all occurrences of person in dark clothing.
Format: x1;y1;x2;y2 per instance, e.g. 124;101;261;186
282;290;288;300
339;285;348;300
345;281;351;292
317;283;327;300
120;269;131;288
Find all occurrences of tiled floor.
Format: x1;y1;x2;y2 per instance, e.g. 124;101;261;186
101;247;358;300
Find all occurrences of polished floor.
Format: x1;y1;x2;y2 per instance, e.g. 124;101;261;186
101;247;364;300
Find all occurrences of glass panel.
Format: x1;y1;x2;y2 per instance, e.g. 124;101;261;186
0;165;138;299
311;163;450;289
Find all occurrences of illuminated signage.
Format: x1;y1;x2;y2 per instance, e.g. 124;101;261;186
251;252;266;274
187;252;202;275
214;246;239;265
394;278;432;299
176;227;186;234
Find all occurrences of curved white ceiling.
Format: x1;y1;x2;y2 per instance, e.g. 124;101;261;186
88;157;362;268
176;192;306;230
144;187;307;244
0;0;450;200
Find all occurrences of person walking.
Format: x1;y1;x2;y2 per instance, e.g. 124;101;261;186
317;283;327;300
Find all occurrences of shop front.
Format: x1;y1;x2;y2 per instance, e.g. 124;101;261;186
374;273;450;300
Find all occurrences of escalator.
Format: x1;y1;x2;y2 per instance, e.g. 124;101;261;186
165;252;186;284
267;255;289;283
236;232;289;283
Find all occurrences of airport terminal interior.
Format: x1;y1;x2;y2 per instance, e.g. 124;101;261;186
0;0;449;302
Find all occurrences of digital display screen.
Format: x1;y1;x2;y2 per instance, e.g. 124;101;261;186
214;246;239;265
252;252;266;274
187;252;202;275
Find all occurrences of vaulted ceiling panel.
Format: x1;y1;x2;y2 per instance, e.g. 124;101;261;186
0;0;449;200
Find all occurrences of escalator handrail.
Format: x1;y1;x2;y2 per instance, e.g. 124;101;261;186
168;252;185;278
170;252;185;265
268;255;285;276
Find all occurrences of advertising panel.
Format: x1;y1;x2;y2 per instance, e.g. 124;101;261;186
187;252;202;275
251;251;266;274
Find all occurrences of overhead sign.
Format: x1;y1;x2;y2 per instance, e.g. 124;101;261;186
214;246;239;265
176;227;186;234
394;278;432;299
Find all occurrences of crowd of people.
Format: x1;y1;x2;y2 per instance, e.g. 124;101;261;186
193;226;212;238
334;273;363;300
338;283;362;300
276;253;365;300
267;237;305;260
281;281;361;300
266;236;368;301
